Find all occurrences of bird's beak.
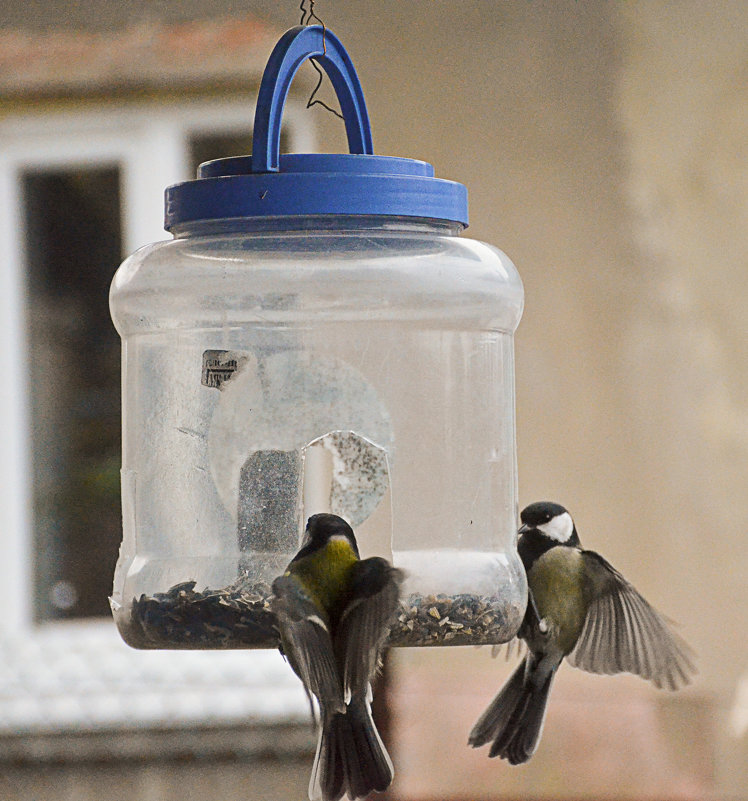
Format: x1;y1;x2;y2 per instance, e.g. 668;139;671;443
518;523;531;536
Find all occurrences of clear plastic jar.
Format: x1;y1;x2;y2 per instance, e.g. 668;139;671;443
109;25;526;649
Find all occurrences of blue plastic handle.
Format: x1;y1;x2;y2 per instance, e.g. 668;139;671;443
251;25;374;173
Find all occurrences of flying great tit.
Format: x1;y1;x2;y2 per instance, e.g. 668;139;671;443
272;513;404;801
469;501;696;765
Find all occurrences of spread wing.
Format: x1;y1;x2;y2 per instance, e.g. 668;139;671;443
271;575;344;714
334;557;404;698
568;551;696;689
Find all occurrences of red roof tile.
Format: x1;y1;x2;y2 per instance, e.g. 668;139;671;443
0;16;289;97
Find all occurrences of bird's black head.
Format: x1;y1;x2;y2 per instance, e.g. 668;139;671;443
519;501;579;546
298;513;360;557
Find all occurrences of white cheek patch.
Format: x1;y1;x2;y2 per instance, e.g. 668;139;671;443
537;511;574;542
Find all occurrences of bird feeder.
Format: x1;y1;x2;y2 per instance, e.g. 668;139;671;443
109;25;526;650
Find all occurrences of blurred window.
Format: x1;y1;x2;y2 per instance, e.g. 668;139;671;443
0;102;312;631
0;93;314;755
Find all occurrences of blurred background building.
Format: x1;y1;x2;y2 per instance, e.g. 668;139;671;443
0;2;745;800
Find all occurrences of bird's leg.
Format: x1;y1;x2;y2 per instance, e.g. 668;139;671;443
527;589;542;627
526;589;550;636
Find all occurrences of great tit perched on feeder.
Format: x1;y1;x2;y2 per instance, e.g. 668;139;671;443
469;501;696;765
272;513;404;801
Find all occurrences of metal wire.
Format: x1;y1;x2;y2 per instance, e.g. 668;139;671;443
299;0;344;119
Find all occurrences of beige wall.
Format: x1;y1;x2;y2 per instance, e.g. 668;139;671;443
0;1;745;799
300;2;746;799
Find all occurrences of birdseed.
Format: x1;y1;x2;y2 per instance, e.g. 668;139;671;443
386;593;515;647
119;584;514;649
122;578;280;649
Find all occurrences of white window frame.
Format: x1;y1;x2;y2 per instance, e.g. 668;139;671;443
0;98;314;742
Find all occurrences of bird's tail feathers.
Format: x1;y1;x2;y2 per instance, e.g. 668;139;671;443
468;659;527;748
468;658;555;765
310;699;393;801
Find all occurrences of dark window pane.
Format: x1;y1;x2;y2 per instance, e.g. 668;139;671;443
22;167;122;621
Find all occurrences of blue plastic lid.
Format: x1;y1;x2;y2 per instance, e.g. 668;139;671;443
164;26;468;231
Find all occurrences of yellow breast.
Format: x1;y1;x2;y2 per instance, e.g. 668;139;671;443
293;537;359;618
527;546;588;654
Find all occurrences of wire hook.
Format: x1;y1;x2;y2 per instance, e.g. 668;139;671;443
299;0;326;53
299;0;344;119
